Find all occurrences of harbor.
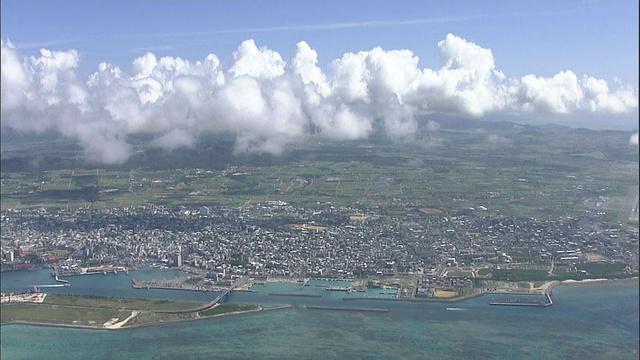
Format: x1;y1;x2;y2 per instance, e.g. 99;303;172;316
1;257;637;360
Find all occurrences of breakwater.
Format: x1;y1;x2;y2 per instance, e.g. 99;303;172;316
325;286;351;291
342;292;484;303
268;293;322;298
305;305;389;312
489;292;553;307
53;274;69;283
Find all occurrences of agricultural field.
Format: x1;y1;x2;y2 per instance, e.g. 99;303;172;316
2;119;637;222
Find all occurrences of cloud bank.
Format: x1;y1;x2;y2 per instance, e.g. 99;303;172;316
2;34;638;164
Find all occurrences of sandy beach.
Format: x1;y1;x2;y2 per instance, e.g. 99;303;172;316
562;278;610;284
533;281;560;293
547;277;638;293
561;277;638;285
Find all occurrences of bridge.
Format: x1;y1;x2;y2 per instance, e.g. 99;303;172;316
148;275;251;314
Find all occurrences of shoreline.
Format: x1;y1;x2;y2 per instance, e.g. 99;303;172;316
1;277;637;331
543;276;638;295
558;276;638;286
2;276;636;331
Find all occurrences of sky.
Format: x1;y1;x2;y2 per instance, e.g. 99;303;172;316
1;0;639;164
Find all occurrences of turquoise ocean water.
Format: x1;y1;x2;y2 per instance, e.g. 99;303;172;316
1;269;638;360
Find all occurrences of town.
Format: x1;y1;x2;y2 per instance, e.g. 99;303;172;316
2;122;638;299
2;201;637;298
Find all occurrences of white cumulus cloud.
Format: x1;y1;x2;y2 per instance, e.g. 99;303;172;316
1;34;638;164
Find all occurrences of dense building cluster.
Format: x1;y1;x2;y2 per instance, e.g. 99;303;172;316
1;203;638;278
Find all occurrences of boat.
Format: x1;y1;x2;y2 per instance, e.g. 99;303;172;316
22;285;40;294
446;307;466;311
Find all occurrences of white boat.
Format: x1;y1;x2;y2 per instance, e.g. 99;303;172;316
445;307;466;311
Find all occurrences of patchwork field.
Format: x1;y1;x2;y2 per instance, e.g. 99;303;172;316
2;121;637;222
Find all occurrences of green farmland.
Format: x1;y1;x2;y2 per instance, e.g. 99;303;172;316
2;119;637;222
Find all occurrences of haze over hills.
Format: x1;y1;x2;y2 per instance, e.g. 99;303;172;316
2;115;637;173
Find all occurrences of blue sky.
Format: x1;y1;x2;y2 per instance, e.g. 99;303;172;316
1;1;638;163
2;0;638;85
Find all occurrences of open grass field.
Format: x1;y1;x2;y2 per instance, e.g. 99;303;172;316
43;294;207;311
491;269;551;281
1;294;260;328
199;304;260;316
576;262;628;276
1;303;122;326
446;271;473;277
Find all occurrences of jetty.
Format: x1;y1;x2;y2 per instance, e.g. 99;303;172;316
305;305;389;313
300;278;310;289
489;293;553;307
53;274;69;284
268;293;322;298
